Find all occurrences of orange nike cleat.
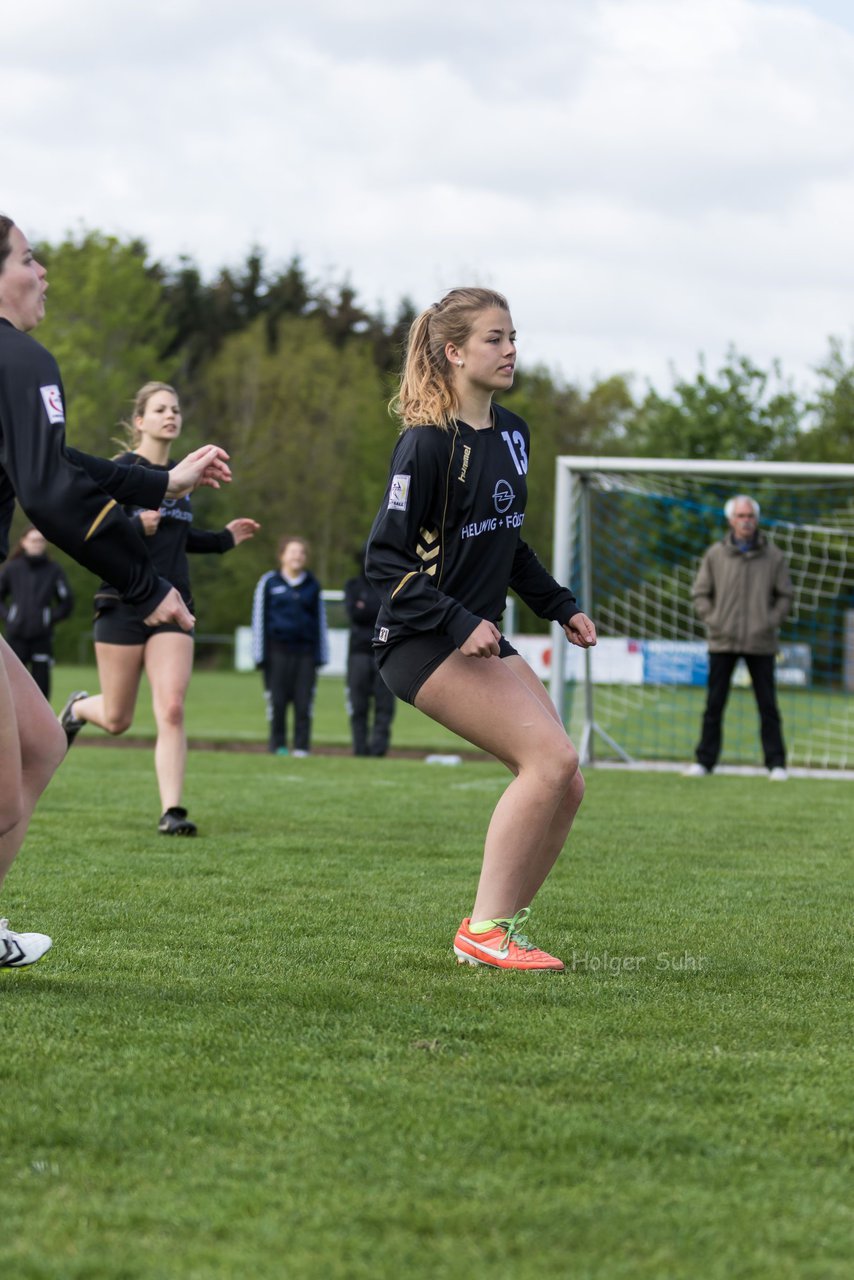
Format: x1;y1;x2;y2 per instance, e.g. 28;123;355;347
453;907;565;971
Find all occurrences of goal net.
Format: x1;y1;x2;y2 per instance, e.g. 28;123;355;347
549;458;854;772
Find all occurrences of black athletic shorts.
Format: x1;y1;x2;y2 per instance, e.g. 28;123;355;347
376;631;518;705
93;600;194;646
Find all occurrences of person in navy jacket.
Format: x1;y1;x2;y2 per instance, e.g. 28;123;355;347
252;536;329;756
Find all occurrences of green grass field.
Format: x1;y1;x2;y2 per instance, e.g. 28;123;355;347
566;681;854;772
49;664;470;755
1;668;851;1278
51;661;854;769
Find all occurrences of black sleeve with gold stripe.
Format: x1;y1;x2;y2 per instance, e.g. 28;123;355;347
66;447;167;510
0;325;169;617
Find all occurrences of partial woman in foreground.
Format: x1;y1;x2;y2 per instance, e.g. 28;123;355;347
0;214;231;969
365;288;596;971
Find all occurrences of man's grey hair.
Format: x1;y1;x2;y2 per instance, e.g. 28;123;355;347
724;495;760;521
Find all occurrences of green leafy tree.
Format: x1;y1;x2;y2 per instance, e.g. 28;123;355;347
161;251;316;375
624;351;801;461
366;297;418;377
185;315;392;637
791;338;854;462
35;230;176;454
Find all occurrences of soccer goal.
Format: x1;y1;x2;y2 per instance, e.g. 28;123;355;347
549;458;854;772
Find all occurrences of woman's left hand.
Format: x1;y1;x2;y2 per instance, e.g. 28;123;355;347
227;518;261;545
563;613;597;648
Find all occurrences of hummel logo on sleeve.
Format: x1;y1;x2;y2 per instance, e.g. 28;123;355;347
39;385;65;424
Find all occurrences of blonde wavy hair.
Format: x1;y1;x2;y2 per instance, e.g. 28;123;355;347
391;287;510;430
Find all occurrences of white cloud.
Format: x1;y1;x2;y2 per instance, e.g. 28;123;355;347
4;0;854;393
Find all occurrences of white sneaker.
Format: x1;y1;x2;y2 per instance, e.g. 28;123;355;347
769;767;789;782
291;749;310;758
0;918;52;968
682;763;710;777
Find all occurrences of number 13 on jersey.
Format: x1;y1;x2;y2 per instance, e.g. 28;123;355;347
501;430;529;476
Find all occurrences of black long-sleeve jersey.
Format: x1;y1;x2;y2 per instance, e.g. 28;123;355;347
365;403;579;651
0;319;171;615
94;452;235;613
0;553;73;638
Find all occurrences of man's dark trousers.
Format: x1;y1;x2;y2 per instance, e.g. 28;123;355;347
696;652;786;770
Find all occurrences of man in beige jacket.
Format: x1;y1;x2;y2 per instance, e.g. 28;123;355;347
684;495;794;780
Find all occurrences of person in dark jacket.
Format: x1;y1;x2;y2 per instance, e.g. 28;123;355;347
365;287;597;972
684;494;793;780
59;381;259;836
0;525;73;697
344;546;396;756
252;536;329;756
0;214;231;968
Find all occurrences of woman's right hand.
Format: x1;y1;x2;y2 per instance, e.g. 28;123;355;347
460;619;501;657
144;587;194;631
138;510;161;536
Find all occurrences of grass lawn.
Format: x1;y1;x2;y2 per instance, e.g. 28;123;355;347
566;681;854;772
1;692;850;1277
49;664;468;754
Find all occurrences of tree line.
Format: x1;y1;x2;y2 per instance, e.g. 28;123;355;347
21;228;854;661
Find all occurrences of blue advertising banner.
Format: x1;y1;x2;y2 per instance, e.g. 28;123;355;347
642;641;709;686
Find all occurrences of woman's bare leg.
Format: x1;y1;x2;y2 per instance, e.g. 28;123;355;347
143;632;194;812
498;655;585;909
415;651;582;922
72;643;146;735
0;637;67;888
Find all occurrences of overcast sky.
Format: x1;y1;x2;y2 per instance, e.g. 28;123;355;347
5;0;854;395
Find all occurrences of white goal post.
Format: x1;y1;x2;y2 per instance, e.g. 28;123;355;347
549;457;854;771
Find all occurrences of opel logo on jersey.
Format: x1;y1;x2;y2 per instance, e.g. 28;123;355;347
492;479;515;514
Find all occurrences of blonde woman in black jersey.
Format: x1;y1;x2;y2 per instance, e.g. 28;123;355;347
366;288;596;971
60;383;259;837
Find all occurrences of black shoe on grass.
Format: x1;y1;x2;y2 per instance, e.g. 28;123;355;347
59;690;88;746
158;807;197;836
